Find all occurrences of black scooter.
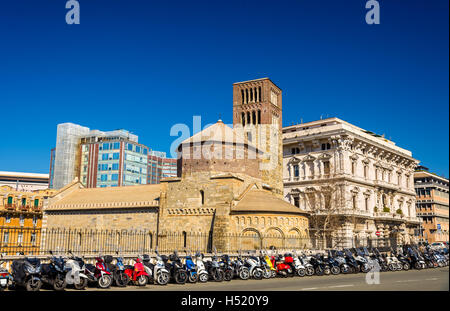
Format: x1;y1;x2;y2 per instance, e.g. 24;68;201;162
10;255;42;291
41;252;67;291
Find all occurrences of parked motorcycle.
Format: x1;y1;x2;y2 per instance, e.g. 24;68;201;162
219;254;234;281
85;255;113;288
205;253;225;282
111;254;129;287
0;255;11;291
41;252;67;291
231;252;250;280
10;256;42;291
195;252;210;283
124;257;148;286
65;251;89;290
184;251;199;283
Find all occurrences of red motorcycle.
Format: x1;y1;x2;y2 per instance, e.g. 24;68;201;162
270;255;290;277
85;256;113;289
124;257;149;286
283;253;295;277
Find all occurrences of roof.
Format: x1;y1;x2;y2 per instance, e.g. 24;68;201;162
180;120;261;152
232;188;308;215
0;171;49;179
47;184;161;211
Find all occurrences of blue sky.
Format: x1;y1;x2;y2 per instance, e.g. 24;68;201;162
0;0;448;177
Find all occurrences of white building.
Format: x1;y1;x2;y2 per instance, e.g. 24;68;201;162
282;118;422;248
0;171;49;191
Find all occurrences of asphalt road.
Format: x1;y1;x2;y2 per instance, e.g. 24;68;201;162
69;266;448;291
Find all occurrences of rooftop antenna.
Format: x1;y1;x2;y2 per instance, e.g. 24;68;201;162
300;118;303;124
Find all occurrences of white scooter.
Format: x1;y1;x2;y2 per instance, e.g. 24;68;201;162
290;250;306;277
195;251;209;283
65;250;89;290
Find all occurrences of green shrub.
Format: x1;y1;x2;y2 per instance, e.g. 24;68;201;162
396;208;403;215
383;206;390;213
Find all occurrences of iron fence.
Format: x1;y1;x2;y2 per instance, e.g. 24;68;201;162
0;227;403;256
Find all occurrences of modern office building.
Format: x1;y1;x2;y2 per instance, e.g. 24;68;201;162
282;117;422;248
148;151;177;184
49;123;176;189
0;171;49;192
414;166;449;243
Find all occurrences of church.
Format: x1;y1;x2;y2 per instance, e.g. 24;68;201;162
41;78;310;252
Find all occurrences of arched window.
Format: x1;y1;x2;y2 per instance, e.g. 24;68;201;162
241;112;245;126
200;190;205;205
257;110;261;124
252;111;256;125
247;111;251;124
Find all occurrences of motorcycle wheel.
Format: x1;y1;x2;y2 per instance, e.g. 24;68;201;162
136;275;148;286
324;267;331;275
188;273;198;283
199;273;209;283
361;264;370;273
213;269;225;282
403;263;410;271
252;269;263;280
53;274;67;291
271;270;277;278
331;266;340;275
175;271;188;284
74;278;88;290
98;275;112;289
25;278;42;292
297;268;306;277
224;270;233;281
315;267;324;276
239;268;250;280
305;267;315;276
156;271;169;285
116;273;129;287
340;266;349;274
388;264;396;271
286;267;295;277
414;262;421;270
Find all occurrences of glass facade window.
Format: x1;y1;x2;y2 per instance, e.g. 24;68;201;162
136;146;141;153
103;143;109;150
113;153;120;160
112;163;119;170
34;199;39;207
111;174;119;181
102;153;109;161
127;144;133;151
101;174;108;181
113;142;120;149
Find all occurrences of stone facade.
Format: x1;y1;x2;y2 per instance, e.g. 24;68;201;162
283;118;421;248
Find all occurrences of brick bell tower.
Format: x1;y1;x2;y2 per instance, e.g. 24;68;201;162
232;78;283;196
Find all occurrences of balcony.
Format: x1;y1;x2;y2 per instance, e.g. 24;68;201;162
32;205;42;212
19;205;29;211
374;212;406;222
314;209;372;218
4;204;16;211
373;180;399;191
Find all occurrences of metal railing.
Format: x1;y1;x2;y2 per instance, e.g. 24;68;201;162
1;227;407;258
